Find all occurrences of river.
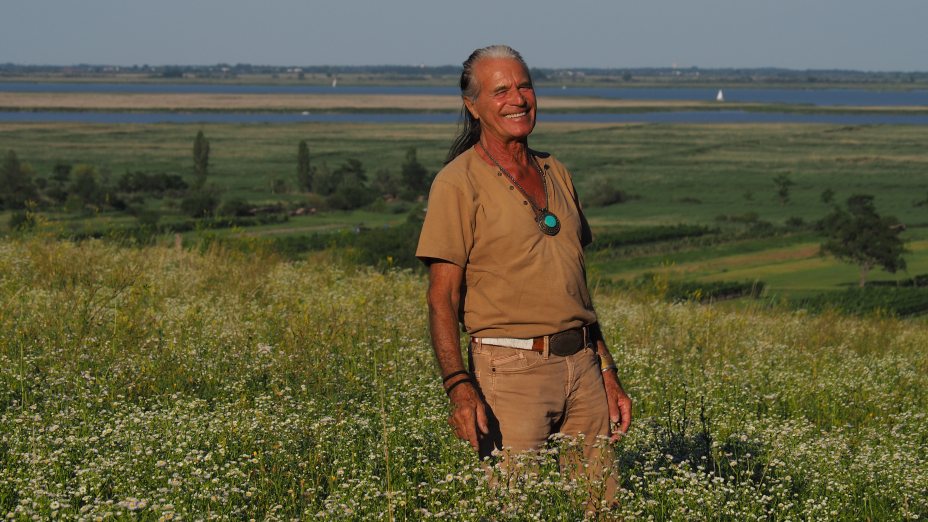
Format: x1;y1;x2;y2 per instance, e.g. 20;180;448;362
3;82;927;125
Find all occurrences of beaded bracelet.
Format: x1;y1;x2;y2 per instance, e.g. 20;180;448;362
444;377;474;396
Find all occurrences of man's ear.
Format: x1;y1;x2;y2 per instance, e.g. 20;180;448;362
462;96;479;120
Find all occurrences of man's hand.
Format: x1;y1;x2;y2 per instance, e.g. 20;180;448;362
446;381;489;450
602;369;632;441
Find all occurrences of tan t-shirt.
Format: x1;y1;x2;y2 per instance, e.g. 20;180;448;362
416;147;597;338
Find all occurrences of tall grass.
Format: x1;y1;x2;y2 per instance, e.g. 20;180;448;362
1;238;926;519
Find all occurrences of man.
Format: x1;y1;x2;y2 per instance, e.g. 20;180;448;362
415;45;632;504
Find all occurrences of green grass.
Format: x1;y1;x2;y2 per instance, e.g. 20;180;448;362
0;238;926;519
3;121;928;294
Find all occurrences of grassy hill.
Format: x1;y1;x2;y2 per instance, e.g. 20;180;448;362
1;238;926;519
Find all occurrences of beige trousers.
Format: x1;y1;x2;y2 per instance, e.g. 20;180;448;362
469;340;618;506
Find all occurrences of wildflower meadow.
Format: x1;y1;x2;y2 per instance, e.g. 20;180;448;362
1;238;926;520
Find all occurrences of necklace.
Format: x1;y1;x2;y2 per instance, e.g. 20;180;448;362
477;143;560;236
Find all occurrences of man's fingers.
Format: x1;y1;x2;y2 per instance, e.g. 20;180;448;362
475;402;489;435
457;408;479;450
618;397;632;434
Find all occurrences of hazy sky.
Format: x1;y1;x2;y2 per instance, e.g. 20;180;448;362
2;0;926;71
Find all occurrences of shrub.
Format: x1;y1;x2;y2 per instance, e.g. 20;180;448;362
584;177;628;207
587;224;716;251
793;287;928;317
180;188;220;218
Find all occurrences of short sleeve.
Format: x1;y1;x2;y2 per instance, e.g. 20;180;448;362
416;178;475;267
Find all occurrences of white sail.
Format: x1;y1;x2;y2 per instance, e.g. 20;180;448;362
716;89;724;102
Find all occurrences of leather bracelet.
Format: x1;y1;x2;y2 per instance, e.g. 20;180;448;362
442;369;470;384
444;377;474;396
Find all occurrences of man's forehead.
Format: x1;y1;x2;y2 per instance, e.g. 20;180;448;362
477;60;531;86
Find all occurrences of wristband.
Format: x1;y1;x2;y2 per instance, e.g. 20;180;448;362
444;377;474;396
442;369;470;384
599;351;617;373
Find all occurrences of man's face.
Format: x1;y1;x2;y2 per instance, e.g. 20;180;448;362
464;58;536;145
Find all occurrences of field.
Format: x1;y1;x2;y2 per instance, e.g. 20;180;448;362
0;238;926;519
2;120;928;296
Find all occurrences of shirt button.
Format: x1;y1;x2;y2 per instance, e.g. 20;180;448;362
509;186;514;190
523;201;528;205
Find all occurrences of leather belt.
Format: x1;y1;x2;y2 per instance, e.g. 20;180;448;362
477;326;590;357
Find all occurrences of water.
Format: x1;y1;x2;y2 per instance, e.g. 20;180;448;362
3;81;928;107
4;110;928;125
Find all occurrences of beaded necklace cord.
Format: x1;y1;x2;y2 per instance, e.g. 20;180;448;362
477;143;561;236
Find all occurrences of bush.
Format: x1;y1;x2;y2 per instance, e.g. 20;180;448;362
218;198;254;217
587;224;716;251
793;287;928;317
8;210;36;231
181;189;220;218
117;171;188;194
584;178;628;207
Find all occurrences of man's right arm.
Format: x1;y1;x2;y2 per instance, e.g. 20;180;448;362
426;261;489;451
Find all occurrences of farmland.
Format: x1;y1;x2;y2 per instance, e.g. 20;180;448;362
2;120;927;297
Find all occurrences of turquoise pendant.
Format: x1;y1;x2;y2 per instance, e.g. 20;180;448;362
538;211;560;236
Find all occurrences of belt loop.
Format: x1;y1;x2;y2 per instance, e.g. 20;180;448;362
543;335;550;360
583;326;590;349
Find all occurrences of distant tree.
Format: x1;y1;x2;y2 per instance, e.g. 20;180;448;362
773;174;795;205
0;150;38;210
584;177;627;207
820;194;907;287
272;178;289;194
373;168;400;199
327;159;375;210
296;140;313;192
51;162;72;185
181;187;220;218
313;162;336;196
400;147;430;200
193;131;210;187
821;188;835;205
69;164;102;206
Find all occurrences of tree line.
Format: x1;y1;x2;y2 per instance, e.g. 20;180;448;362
1;130;434;228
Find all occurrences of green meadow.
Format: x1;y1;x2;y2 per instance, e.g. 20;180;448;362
0;239;926;519
3;121;927;296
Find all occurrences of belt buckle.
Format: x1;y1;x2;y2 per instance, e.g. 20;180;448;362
548;328;584;357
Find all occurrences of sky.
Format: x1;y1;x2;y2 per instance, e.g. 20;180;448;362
2;0;926;71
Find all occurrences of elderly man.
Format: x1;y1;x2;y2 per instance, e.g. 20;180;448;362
415;45;632;503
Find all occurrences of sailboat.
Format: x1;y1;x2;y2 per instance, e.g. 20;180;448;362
332;76;338;88
716;89;725;102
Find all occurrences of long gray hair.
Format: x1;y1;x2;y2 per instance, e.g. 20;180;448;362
445;45;531;164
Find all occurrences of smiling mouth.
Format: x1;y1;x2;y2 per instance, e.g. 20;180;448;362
504;111;528;119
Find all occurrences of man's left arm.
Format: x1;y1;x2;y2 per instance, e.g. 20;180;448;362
590;323;632;441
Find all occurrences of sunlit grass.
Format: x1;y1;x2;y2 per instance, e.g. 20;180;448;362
1;237;926;519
